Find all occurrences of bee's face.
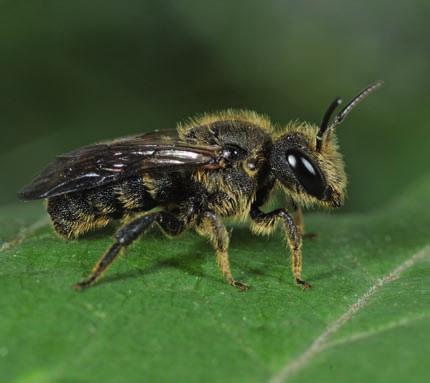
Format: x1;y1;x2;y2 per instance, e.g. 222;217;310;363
270;125;347;208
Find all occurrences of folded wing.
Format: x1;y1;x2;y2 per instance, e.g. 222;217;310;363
19;132;223;200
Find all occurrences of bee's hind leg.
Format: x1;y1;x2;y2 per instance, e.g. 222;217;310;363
196;211;249;291
74;211;185;290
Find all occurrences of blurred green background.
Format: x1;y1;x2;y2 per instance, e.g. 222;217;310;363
1;3;430;383
0;0;428;211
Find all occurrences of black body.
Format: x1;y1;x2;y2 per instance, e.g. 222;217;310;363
18;82;381;290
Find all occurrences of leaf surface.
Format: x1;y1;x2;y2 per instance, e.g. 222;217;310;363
0;177;429;383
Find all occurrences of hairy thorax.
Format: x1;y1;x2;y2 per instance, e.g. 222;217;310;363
192;164;259;221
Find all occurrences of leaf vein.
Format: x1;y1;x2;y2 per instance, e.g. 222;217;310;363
269;244;430;383
323;313;430;349
0;216;49;253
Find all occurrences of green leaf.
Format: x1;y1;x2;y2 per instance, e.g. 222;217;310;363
1;176;429;383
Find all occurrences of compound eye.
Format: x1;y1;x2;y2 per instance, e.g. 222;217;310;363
286;149;327;199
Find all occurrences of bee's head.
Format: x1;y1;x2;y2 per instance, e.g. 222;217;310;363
270;81;383;209
270;125;346;208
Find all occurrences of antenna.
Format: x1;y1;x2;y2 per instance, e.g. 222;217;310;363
316;80;384;151
316;97;342;151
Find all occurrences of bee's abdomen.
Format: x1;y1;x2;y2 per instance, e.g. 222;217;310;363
114;176;158;212
47;176;157;238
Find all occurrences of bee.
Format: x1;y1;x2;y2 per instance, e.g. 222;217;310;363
19;81;382;291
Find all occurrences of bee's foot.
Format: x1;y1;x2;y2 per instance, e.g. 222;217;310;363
229;280;250;292
303;232;318;239
296;278;312;290
73;279;93;291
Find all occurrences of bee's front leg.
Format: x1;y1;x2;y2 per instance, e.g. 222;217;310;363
290;200;317;239
196;211;249;291
250;207;311;289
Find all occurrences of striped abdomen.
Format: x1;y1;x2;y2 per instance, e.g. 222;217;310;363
47;176;157;238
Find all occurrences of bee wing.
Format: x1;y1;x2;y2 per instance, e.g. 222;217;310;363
19;131;223;200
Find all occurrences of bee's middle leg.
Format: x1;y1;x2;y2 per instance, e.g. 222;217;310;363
196;211;249;291
74;211;185;290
